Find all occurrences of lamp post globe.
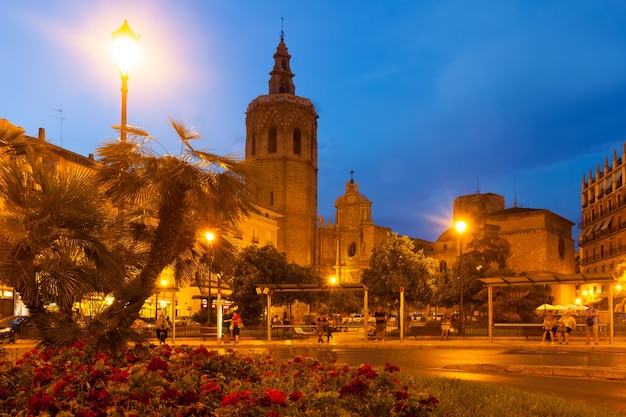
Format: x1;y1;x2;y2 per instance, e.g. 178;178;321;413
112;20;140;142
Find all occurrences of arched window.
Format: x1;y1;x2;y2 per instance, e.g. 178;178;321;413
348;242;357;257
268;127;277;153
293;128;301;155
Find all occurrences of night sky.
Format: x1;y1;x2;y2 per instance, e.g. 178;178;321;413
3;1;626;246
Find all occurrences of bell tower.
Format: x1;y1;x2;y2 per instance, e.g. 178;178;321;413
245;32;319;266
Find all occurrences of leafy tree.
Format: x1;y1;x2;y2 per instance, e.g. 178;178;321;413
0;123;125;348
467;223;511;268
92;119;259;350
473;268;553;322
361;233;439;309
227;245;321;324
0;119;259;352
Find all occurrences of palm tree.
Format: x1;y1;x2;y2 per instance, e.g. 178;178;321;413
0;122;125;348
95;119;258;339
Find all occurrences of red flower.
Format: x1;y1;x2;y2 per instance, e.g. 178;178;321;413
262;388;287;405
129;392;153;405
27;391;55;413
356;364;378;379
179;390;200;406
384;362;400;373
221;390;252;407
147;357;169;372
338;377;369;396
160;388;179;400
395;391;410;400
289;392;303;402
200;381;222;394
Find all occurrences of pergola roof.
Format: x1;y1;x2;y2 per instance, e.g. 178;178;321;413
479;273;614;288
256;283;368;293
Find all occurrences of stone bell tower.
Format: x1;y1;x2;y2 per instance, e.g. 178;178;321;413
245;32;319;266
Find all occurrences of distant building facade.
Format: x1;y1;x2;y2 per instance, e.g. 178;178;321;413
315;177;391;283
580;148;626;276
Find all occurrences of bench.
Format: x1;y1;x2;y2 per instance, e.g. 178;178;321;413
409;325;443;339
492;323;543;340
272;324;315;337
199;326;218;341
293;327;309;337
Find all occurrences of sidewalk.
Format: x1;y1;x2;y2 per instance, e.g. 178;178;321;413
7;331;626;380
173;329;626;351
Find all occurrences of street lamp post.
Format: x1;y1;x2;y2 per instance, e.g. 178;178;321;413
205;232;215;327
112;20;140;142
455;220;467;334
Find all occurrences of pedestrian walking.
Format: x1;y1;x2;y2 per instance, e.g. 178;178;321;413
585;302;599;345
373;306;388;341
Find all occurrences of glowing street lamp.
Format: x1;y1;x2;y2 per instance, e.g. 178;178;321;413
455;220;467;333
112;20;140;142
204;231;216;327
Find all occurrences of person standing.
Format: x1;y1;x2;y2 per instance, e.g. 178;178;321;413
585;302;599;345
222;309;233;343
373;306;388;341
541;310;557;344
557;310;576;345
231;307;243;343
316;318;324;343
441;316;452;340
155;313;170;344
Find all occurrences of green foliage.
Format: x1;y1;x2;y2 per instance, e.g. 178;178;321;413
361;233;439;307
0;119;257;351
227;245;321;325
0;130;126;348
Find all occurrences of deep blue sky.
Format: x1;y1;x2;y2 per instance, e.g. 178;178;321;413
2;1;626;245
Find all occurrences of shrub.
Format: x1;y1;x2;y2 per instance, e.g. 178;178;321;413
0;341;437;416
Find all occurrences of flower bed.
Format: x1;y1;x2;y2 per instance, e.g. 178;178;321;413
0;341;438;416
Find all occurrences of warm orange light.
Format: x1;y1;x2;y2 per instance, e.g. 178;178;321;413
205;231;216;243
329;276;337;285
112;20;140;77
455;220;467;235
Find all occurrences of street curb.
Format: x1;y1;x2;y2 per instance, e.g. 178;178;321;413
442;363;626;380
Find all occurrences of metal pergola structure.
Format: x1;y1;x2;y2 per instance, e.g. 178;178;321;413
255;283;369;342
480;273;616;343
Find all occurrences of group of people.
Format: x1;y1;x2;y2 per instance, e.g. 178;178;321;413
541;302;599;345
221;307;243;343
315;317;334;343
152;306;243;345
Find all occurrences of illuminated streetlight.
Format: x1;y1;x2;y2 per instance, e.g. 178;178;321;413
112;20;140;142
204;231;216;327
454;220;467;333
329;276;337;285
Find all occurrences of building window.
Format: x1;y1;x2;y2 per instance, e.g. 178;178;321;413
558;238;565;260
270;191;274;206
348;242;357;257
293;128;301;155
252;227;259;244
268;127;277;153
251;133;256;157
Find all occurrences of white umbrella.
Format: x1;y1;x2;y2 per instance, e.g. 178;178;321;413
536;303;556;311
